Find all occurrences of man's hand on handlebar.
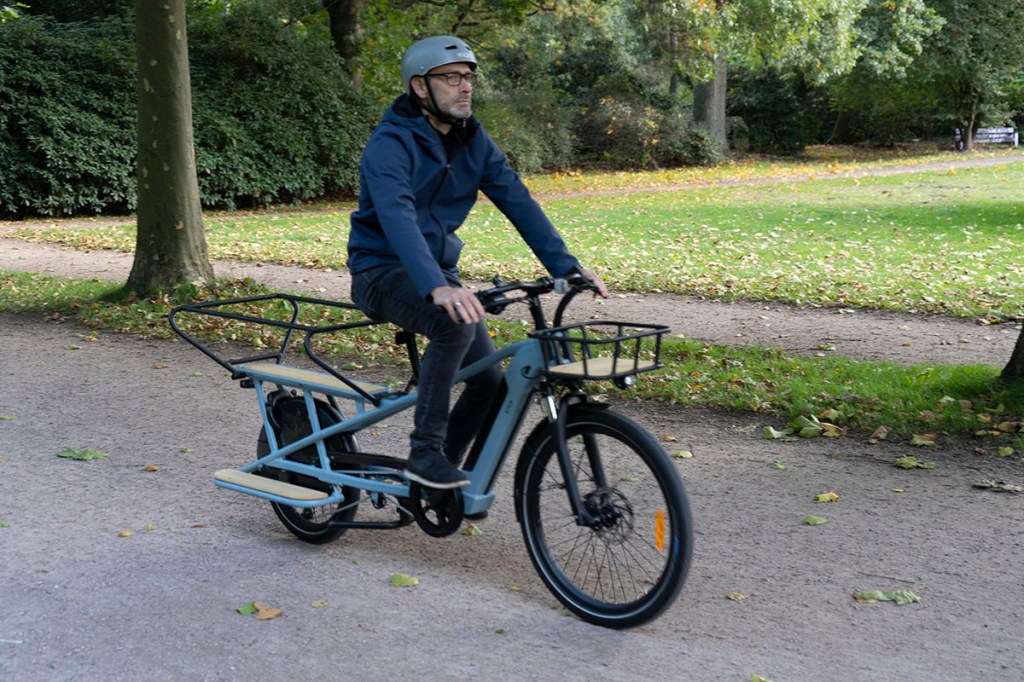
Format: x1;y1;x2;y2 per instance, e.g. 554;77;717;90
577;267;610;299
431;284;486;325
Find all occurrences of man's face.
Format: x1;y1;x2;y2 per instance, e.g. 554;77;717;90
415;62;474;120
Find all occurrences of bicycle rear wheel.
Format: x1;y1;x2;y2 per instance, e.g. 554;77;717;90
256;395;360;544
515;404;693;628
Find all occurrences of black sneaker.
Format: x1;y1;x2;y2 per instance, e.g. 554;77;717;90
406;450;469;489
464;510;489;521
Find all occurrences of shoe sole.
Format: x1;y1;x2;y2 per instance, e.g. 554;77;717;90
405;469;470;489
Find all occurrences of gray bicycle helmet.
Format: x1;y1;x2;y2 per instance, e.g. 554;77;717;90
400;36;477;91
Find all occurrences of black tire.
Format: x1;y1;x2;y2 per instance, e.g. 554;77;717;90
256;396;360;545
515;404;693;628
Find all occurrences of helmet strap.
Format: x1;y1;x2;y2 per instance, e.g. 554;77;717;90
419;79;463;128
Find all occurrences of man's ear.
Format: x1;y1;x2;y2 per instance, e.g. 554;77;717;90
410;76;428;99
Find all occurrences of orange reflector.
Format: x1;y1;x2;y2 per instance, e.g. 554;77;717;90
654;509;666;552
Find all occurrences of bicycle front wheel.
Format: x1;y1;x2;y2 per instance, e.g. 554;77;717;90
515;404;693;628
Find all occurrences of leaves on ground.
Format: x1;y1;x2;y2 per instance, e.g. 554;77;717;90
803;515;828;525
726;592;748;601
390;573;419;588
868;425;890;443
763;426;794;439
972;480;1023;493
672;450;693;459
853;589;921;605
770;460;787;469
814;491;840;503
462;523;483;536
910;434;937;446
892;456;936;470
237;601;283;619
56;447;108;460
789;414;843;438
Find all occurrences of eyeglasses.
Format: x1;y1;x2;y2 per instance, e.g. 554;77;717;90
425;71;478;87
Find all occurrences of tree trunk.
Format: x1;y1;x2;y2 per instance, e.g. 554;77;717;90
694;55;729;157
326;0;365;72
128;0;213;296
1002;327;1024;381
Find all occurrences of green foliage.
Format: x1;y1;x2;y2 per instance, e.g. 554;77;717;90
729;67;815;153
187;4;376;209
0;8;375;217
0;16;137;216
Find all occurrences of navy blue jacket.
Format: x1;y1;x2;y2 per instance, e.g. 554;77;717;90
347;95;580;300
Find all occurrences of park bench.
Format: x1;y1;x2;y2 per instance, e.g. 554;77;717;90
973;126;1019;148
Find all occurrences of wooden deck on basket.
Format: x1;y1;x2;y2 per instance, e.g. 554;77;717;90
214;469;328;501
546;357;656;377
241;362;386;396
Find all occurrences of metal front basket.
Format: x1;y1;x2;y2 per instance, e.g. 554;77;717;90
528;321;669;381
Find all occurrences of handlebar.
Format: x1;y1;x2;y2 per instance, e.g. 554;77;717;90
475;273;598;329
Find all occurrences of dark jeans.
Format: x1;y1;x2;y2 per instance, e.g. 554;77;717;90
351;265;502;463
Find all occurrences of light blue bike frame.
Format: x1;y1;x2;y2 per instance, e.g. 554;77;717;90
219;336;550;517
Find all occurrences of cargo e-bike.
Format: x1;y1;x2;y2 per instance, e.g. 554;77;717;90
169;275;693;628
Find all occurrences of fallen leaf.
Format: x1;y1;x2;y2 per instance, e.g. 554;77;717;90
814;492;840;503
868;425;890;443
893;456;936;470
117;530;133;538
237;602;258;615
672;450;693;459
254;603;283;620
390;573;419;588
56;447;108;461
910;434;936;447
311;600;329;608
660;435;678;442
803;515;828;525
752;675;774;682
143;464;160;472
763;426;794;439
770;460;786;470
996;421;1022;433
462;523;484;536
998;447;1014;457
725;592;748;601
853;589;920;605
973;480;1023;493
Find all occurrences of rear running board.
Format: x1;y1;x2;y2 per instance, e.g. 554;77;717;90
214;468;329;504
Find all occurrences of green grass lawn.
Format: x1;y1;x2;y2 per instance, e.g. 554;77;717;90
4;150;1023;446
15;157;1023;319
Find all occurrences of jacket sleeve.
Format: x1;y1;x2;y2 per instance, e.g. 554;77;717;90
358;128;450;299
476;131;581;278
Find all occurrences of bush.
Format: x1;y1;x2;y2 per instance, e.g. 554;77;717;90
728;68;810;155
474;87;575;173
0;9;376;217
187;5;376;209
0;16;137;216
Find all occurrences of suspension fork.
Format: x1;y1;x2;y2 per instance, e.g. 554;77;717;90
545;390;609;527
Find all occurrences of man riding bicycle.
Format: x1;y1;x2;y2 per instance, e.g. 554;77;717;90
347;36;607;490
